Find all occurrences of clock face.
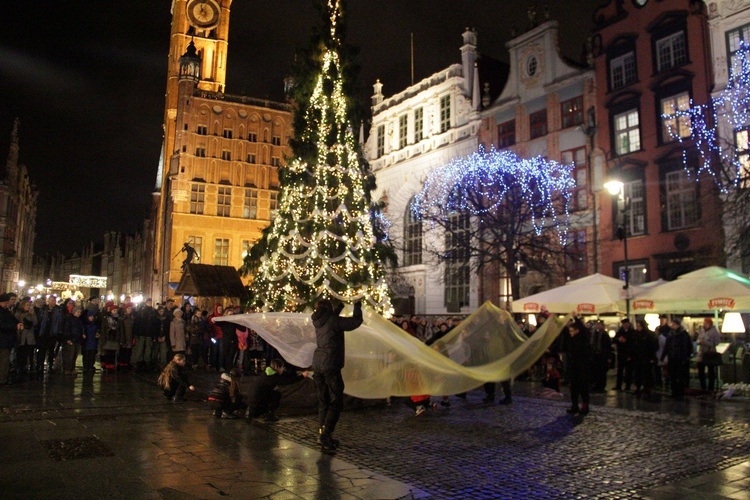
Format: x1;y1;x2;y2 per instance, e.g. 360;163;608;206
187;0;220;29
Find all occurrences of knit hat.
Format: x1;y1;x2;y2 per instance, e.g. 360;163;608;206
220;372;232;382
173;309;183;317
72;306;83;314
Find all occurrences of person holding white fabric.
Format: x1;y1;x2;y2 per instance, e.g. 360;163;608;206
311;298;362;451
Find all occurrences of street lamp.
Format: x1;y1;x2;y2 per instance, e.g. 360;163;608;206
604;179;631;318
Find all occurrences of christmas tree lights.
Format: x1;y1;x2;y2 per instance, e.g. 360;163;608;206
664;41;750;191
243;0;392;315
411;145;575;244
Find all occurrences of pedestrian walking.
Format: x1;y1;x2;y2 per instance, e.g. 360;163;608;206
565;314;591;416
311;298;363;451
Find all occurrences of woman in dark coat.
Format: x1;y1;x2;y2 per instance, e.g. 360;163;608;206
564;315;592;416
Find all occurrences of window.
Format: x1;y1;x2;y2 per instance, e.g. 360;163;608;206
197;125;207;135
187;236;202;262
624;180;646;236
190;184;205;214
195;147;206;157
399;114;408;149
376;125;385;157
247;153;256;163
610;52;637;90
269;192;278;218
666;170;698;230
272;136;281;146
565;230;587;280
404;201;422;266
656;31;687;72
214;238;229;266
734;128;750;188
414;108;423;143
243;189;258;219
614;109;640;155
248;132;257;142
444;213;470;311
221;150;231;161
560;96;584;129
617;261;648;287
217;187;231;217
727;24;750;75
496;120;515;149
661;92;691;142
271;157;281;167
529;109;547;139
562;147;587;211
223;129;233;139
241;240;251;259
440;95;451;133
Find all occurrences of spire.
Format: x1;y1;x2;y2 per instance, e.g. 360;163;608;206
472;62;481;110
5;117;19;183
179;41;202;82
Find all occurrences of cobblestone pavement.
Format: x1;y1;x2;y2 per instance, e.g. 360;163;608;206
1;369;750;499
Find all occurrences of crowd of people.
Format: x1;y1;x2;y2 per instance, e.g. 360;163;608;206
0;293;281;385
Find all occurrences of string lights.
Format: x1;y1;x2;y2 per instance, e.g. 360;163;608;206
665;41;750;191
411;145;575;244
247;0;392;315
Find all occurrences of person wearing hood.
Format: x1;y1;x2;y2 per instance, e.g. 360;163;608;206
169;308;187;358
311;298;363;450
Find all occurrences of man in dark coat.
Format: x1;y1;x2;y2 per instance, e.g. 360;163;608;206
613;318;634;391
311;298;362;450
590;320;612;392
661;317;693;400
0;293;23;384
565;315;592;415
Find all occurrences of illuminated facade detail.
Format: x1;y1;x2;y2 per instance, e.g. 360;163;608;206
478;18;596;304
151;0;292;300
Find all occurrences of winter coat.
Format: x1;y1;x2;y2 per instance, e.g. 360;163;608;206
82;313;99;351
121;313;134;347
170;317;187;352
102;314;124;350
247;367;303;405
311;301;363;372
63;314;84;344
661;328;693;364
0;307;18;349
15;309;36;346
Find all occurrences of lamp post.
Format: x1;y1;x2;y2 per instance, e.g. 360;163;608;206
604;179;630;318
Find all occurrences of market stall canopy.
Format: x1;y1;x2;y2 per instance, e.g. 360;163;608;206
631;266;750;313
511;273;636;314
174;264;248;299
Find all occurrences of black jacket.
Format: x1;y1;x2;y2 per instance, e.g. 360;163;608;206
247;369;303;405
661;328;693;364
311;301;363;372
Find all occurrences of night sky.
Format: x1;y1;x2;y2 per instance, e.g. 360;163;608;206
1;0;598;256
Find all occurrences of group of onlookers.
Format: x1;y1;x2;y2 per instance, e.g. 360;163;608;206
0;293;279;385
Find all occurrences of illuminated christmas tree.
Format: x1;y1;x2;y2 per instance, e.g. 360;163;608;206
243;0;393;314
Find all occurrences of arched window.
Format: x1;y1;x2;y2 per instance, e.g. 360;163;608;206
403;199;422;266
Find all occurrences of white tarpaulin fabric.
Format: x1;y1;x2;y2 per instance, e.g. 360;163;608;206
216;302;567;399
631;266;750;313
511;273;640;314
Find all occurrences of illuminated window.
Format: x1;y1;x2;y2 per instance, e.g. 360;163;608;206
444;212;470;311
217;187;231;217
376;125;385;157
661;92;691;142
727;24;750;75
734;128;750;188
190;184;205;214
241;240;251;259
561;96;584;129
614;109;640;155
440;95;451;133
187;236;202;262
269;192;278;218
214;238;229;266
624;180;646;236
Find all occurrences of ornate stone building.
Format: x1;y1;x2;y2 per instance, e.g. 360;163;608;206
1;119;38;292
150;0;292;301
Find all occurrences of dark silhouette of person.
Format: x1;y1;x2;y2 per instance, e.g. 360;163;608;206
181;243;197;270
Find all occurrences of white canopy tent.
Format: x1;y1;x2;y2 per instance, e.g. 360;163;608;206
511;273;637;314
631;266;750;314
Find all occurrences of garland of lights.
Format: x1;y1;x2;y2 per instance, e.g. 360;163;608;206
411;145;575;245
665;41;750;191
248;0;392;315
